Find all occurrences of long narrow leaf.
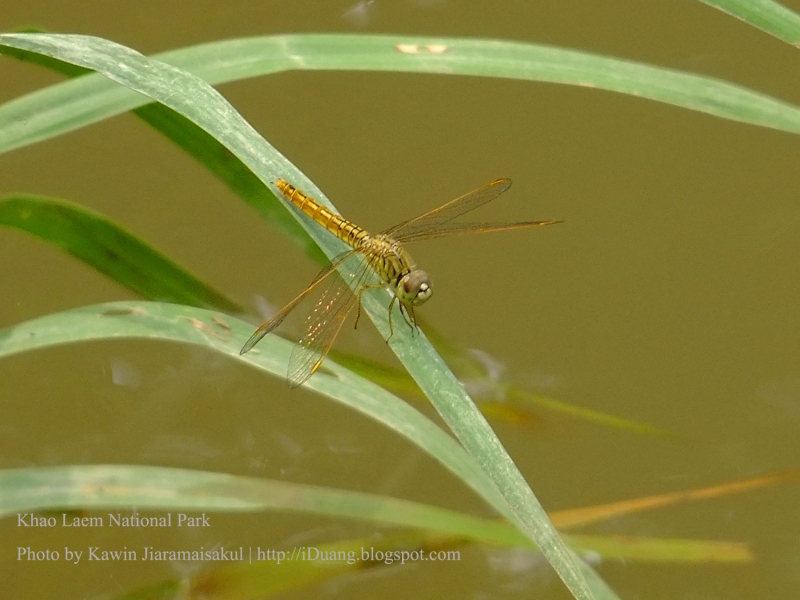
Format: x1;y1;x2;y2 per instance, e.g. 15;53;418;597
0;194;241;312
3;33;800;160
0;187;657;435
0;464;751;563
551;469;800;529
0;301;509;517
0;33;610;599
0;300;607;598
6;39;667;437
700;0;800;45
1;35;325;264
0;465;536;547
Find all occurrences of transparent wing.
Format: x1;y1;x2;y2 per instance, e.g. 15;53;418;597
239;249;357;356
383;178;513;240
393;218;562;243
287;252;377;388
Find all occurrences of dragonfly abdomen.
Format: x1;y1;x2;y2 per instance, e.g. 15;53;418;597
276;179;368;249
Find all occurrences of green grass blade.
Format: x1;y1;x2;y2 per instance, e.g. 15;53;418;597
0;29;91;76
0;300;610;598
0;301;505;519
0;38;322;263
0;31;754;436
0;194;241;312
0;464;527;545
0;187;657;437
3;33;800;159
699;0;800;45
0;464;751;563
0;34;609;599
130;104;326;265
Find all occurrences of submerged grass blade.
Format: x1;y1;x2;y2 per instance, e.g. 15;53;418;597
505;387;676;437
331;348;672;435
551;469;800;529
565;534;750;562
110;530;747;600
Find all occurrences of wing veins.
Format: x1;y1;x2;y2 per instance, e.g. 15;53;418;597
239;249;357;355
287;253;378;387
395;219;562;243
382;178;512;240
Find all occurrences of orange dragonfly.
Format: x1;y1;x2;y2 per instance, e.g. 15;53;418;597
241;178;560;387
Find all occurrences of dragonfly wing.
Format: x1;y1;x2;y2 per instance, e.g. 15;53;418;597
240;249;357;355
383;178;512;240
394;219;561;243
287;252;376;387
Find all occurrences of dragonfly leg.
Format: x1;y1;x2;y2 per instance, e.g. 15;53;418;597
398;302;417;332
389;298;420;341
406;305;418;335
386;295;398;342
355;283;386;330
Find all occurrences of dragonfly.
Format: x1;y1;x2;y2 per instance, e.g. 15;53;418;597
240;178;560;387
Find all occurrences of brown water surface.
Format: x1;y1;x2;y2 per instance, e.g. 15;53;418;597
2;1;800;598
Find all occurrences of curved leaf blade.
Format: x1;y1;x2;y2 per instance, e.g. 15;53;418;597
700;0;800;45
3;33;800;159
0;301;506;517
0;34;609;599
0;194;241;312
0;464;751;563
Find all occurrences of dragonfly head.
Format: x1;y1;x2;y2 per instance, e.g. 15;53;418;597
397;269;432;306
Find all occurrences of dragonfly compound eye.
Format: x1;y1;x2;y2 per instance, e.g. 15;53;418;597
400;270;432;305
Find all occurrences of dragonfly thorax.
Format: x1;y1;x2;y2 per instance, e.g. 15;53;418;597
365;234;433;307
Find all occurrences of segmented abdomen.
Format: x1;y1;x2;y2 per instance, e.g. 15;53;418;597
275;179;368;249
